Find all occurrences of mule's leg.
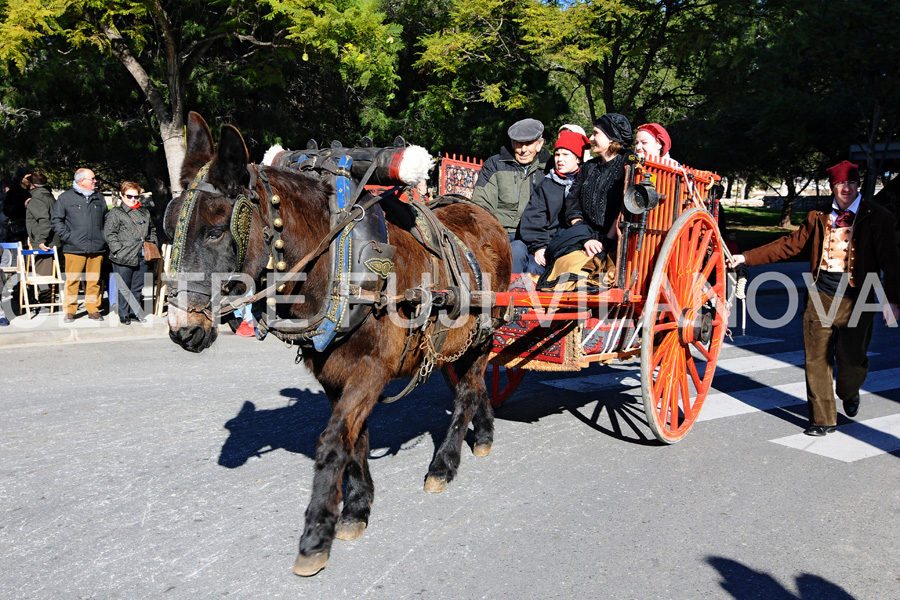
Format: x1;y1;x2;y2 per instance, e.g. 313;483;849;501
335;421;374;541
469;354;495;458
293;389;378;577
425;351;493;493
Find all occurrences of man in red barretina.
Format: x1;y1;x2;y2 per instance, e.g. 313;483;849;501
728;161;900;436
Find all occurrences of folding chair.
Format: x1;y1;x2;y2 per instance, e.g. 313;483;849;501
19;246;65;317
154;243;172;317
1;242;22;315
0;242;20;277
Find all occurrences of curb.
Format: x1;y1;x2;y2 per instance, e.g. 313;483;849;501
0;319;170;348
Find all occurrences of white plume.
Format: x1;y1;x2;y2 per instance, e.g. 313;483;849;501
397;145;435;185
262;144;284;166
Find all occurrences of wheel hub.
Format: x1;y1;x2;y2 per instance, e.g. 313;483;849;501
679;308;713;345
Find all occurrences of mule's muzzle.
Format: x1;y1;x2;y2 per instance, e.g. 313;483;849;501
169;322;218;353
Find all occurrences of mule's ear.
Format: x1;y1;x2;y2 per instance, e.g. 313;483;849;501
182;112;215;188
212;124;250;195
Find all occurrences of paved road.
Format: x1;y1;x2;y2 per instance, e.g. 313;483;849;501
2;266;900;599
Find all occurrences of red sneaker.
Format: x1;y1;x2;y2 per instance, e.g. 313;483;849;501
235;320;256;337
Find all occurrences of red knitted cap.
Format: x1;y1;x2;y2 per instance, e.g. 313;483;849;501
826;160;860;185
554;130;590;158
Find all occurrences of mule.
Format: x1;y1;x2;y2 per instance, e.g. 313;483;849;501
165;112;512;576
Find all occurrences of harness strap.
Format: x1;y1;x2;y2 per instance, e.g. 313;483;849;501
170;162;212;274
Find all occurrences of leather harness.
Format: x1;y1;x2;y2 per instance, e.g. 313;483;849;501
167;150;496;401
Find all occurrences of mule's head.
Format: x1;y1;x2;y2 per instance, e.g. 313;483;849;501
165;112;270;352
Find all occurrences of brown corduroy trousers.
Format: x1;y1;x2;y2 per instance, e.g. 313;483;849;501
802;291;875;427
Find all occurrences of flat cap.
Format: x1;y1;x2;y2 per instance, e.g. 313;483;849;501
508;118;545;142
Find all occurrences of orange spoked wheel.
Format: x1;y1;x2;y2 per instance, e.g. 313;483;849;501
640;208;728;444
442;363;526;408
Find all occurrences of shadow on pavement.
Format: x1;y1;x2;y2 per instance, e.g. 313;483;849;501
707;556;854;599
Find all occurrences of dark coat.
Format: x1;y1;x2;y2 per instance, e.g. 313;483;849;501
51;188;108;254
743;201;900;305
519;170;573;254
104;204;158;267
25;185;61;248
563;156;626;239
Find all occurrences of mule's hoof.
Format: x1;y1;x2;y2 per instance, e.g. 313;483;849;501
473;442;492;457
293;551;329;577
424;475;447;493
335;520;367;541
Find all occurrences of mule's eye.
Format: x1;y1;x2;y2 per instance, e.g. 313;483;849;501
206;227;227;241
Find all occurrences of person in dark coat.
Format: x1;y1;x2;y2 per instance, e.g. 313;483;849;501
3;166;32;243
544;113;633;270
25;173;61;253
104;181;157;325
519;129;591;274
24;173;63;310
728;160;900;436
51;168;108;322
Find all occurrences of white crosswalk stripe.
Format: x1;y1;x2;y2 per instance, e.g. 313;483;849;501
540;342;900;462
771;414;900;462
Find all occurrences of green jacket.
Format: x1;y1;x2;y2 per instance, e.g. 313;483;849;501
470;146;550;234
25;185;61;248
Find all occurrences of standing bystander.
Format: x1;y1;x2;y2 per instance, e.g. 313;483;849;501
51;168;108;322
728;161;900;435
25;173;62;310
104;182;157;325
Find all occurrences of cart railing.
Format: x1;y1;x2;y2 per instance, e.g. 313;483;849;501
438;153;483;199
620;157;721;303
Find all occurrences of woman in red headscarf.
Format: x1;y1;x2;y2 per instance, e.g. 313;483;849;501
635;123;673;161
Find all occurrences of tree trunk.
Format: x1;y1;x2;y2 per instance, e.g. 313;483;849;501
725;178;733;199
863;102;882;202
779;179;796;228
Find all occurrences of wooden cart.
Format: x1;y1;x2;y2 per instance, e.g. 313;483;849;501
442;155;727;444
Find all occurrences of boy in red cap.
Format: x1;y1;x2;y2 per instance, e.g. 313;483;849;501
519;130;591;273
728;161;900;436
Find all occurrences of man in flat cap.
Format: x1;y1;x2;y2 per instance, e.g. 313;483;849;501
729;160;900;436
471;118;550;272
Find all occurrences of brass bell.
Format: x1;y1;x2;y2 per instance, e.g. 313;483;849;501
277;283;287;293
274;239;285;250
273;217;284;228
271;194;281;205
266;254;274;269
276;261;287;271
266;297;277;306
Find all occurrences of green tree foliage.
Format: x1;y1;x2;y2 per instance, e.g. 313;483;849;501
0;0;402;195
679;0;900;224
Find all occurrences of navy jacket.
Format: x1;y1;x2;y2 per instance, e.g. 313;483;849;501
51;188;108;254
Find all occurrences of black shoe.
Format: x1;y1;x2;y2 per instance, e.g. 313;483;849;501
119;316;131;325
843;394;860;418
804;425;836;437
131;315;147;323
